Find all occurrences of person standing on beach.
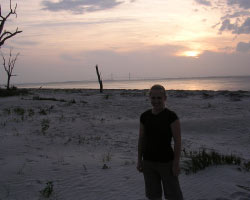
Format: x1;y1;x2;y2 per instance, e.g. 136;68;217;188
137;84;183;200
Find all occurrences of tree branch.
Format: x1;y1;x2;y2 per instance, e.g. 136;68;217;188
0;31;12;41
10;52;19;74
0;0;21;47
0;28;22;46
1;48;19;89
1;51;6;68
1;51;8;73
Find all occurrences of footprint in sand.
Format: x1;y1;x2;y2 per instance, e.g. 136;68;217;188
230;191;250;199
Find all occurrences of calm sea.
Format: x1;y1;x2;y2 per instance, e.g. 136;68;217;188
17;76;250;91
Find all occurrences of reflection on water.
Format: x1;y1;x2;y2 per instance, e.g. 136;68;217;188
17;76;250;91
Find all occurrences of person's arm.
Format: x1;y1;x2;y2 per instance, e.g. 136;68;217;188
137;123;144;172
171;119;182;176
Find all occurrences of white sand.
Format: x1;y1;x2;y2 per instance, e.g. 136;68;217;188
0;89;250;200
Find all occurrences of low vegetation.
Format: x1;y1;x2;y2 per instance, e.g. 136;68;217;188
182;149;249;174
32;96;77;106
2;106;52;121
102;152;112;163
40;181;54;198
41;119;50;135
32;96;66;102
0;88;29;97
244;161;250;171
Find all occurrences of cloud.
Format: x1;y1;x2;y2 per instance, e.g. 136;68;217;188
219;0;250;34
29;18;133;28
222;10;250;20
227;0;250;9
237;17;250;33
194;0;211;6
219;19;237;32
194;0;250;35
42;0;124;14
236;41;250;52
219;17;250;34
12;40;39;46
212;22;220;29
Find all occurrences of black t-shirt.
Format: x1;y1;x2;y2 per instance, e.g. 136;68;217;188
140;108;178;163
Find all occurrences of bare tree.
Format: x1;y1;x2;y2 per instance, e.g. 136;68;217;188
0;0;22;48
1;49;19;90
95;65;103;93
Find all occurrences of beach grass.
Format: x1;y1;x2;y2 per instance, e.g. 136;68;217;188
40;181;54;198
182;149;250;174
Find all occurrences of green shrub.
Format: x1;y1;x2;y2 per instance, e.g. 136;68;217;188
41;119;50;135
13;107;25;116
39;109;48;115
70;99;76;104
104;94;110;99
40;181;53;198
244;161;250;171
38;106;54;115
65;99;76;106
27;109;35;117
3;108;11;115
183;149;242;174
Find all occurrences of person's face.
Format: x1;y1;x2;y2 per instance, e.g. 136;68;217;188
150;89;166;110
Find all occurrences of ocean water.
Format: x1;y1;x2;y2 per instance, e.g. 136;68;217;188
17;76;250;91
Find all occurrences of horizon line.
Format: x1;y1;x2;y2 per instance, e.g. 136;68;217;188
12;75;250;86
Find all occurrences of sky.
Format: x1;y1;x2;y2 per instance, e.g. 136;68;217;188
0;0;250;84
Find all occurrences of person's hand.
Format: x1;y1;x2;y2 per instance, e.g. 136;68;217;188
137;160;143;172
172;161;180;176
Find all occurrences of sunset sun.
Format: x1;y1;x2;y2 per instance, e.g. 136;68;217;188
176;50;201;58
183;51;200;58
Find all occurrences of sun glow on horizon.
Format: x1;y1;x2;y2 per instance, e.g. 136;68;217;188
177;51;201;58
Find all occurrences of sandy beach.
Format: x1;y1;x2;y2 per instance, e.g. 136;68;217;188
0;89;250;200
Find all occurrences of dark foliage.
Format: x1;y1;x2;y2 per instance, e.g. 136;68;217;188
182;149;244;174
0;88;29;97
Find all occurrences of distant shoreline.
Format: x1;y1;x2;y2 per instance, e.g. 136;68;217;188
14;88;250;95
1;75;250;91
12;75;250;86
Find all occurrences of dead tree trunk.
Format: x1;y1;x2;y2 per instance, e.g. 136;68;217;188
1;49;19;90
95;65;103;93
0;0;22;48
